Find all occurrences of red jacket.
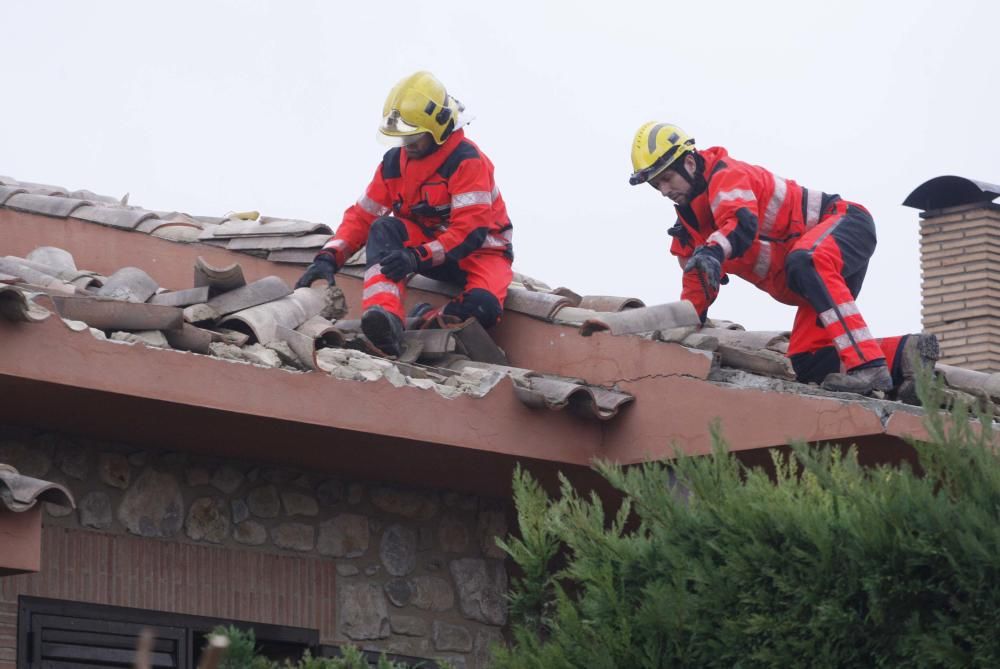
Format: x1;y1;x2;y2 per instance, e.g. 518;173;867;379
321;129;513;268
669;146;835;314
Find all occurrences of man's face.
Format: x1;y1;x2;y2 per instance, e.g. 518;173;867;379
649;155;695;206
403;133;437;159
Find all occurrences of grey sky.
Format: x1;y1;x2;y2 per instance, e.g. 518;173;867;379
3;1;997;334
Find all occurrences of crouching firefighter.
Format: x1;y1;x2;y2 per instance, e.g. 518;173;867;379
297;71;514;357
628;122;937;398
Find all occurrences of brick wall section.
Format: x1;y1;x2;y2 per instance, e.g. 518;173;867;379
0;526;337;645
920;204;1000;372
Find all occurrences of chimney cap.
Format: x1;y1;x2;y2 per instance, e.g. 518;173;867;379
903;175;1000;211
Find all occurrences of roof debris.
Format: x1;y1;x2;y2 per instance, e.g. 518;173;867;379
0;173;991;420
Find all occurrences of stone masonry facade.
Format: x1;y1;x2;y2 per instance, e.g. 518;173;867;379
920;203;1000;372
0;426;508;668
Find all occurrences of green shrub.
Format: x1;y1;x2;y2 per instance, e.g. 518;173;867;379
210;626;413;669
493;375;1000;668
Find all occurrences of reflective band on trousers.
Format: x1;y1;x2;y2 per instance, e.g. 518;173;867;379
710;188;755;215
364;263;384;282
804;188;824;228
323;239;348;252
753;240;772;278
426;240;445;265
707;230;733;259
819;302;861;327
834;327;873;351
761;176;787;236
357;195;390;217
482;234;508;249
362;282;400;300
452;191;493;209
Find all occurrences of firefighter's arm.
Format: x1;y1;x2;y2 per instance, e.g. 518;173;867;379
413;158;494;267
319;164;393;267
703;168;761;262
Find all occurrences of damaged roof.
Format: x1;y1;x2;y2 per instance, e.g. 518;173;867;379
0;464;75;513
1;173;994;492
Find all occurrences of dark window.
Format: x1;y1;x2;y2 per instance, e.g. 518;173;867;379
18;597;316;669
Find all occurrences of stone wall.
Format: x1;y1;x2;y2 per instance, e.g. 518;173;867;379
0;426;508;668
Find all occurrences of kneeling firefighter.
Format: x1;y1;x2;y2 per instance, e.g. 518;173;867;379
297;71;514;357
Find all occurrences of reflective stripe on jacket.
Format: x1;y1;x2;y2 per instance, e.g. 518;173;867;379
669;146;836;314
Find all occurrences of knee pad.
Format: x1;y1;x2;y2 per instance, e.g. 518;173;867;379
784;250;814;294
444;288;503;329
366;217;407;262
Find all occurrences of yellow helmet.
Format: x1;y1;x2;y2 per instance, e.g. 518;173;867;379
378;71;462;146
629;122;696;185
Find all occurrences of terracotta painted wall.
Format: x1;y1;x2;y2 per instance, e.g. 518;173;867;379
0;426;508;669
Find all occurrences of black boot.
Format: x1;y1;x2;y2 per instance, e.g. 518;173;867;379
895;333;941;405
822;363;894;395
361;305;404;357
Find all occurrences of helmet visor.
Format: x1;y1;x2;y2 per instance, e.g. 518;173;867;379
379;108;424;136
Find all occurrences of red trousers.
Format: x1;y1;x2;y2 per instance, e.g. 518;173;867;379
361;216;512;327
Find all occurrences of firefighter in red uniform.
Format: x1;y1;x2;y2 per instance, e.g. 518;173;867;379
629;122;937;397
297;71;513;357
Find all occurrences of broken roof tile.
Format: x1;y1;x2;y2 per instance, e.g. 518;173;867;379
51;296;183;331
578;295;646;312
0;286;51;323
512;375;634;421
194;257;246;296
5;193;91;218
452;318;509;365
717;344;795;380
97;267;159;303
935;363;1000;402
274;324;320;370
149;286;211;308
580;301;700;337
71;204;159;230
0;464;75;512
503;288;572;320
295;315;346;347
0;258;78;294
162;322;214;354
205;275;292;317
217;286;327;344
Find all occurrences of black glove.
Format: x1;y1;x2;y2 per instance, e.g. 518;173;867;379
380;248;423;282
295;252;338;288
684;244;724;294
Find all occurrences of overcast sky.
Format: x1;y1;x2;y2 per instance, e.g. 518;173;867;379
3;1;998;334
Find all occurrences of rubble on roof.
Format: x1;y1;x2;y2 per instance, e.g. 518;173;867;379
0;464;75;513
0;244;634;420
2;174;993;417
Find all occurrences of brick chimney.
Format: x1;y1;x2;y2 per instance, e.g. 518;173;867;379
904;176;1000;372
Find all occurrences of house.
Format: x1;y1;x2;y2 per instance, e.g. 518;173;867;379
1;173;997;668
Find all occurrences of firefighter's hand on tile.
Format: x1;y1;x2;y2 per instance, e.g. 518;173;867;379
295;252;338;288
